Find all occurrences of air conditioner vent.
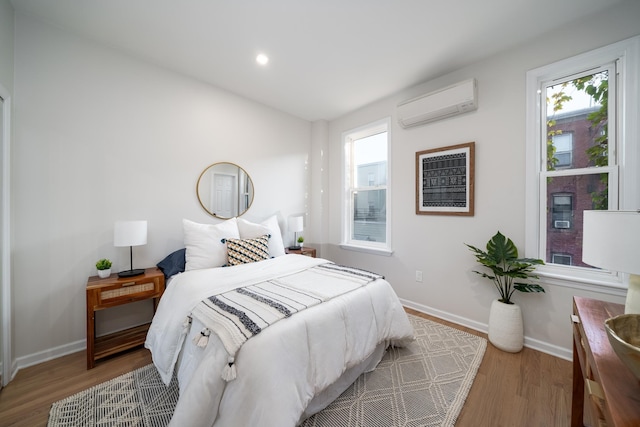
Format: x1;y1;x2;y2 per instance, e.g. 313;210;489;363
397;79;477;128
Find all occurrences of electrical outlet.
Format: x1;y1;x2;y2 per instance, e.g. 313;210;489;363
415;270;423;282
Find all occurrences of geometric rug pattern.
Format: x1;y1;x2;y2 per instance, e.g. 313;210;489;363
300;315;487;427
48;364;178;427
49;315;486;427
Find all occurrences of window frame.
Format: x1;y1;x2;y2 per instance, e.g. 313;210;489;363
340;117;392;256
525;36;640;294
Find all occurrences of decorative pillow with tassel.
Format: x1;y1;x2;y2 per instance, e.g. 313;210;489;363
224;235;270;266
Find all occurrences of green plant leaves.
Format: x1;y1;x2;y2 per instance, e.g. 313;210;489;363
466;231;545;304
96;258;112;270
486;231;518;261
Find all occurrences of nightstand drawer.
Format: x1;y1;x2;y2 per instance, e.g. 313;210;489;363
100;282;155;300
97;279;161;307
88;272;163;310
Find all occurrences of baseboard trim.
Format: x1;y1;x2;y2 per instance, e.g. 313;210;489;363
400;298;572;361
16;339;86;372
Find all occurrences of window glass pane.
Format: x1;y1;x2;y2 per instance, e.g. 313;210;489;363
354;133;387;187
352;189;386;243
546;71;608;171
552;133;573;168
545;173;608;265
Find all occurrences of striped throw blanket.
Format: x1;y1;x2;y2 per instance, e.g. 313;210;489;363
190;263;383;380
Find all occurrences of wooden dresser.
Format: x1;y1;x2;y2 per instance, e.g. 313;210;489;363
86;267;165;369
571;297;640;426
285;246;316;258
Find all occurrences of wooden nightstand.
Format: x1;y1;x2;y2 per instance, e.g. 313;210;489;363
571;297;640;426
285;246;316;258
86;267;165;369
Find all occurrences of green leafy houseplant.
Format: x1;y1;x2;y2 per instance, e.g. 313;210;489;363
95;258;112;271
465;231;545;304
297;236;304;244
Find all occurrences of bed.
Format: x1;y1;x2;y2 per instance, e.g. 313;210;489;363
145;216;414;427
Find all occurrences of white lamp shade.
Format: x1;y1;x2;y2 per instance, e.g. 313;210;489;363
289;216;304;233
582;211;640;275
114;220;148;247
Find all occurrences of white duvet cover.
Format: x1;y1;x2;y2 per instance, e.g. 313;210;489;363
145;254;414;427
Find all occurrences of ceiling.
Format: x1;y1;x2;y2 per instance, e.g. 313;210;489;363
10;0;624;121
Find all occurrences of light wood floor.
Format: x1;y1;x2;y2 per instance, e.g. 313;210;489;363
0;309;573;427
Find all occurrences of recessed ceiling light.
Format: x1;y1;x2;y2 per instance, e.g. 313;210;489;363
256;54;269;66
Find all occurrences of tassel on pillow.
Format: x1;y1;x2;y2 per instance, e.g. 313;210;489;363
221;356;237;381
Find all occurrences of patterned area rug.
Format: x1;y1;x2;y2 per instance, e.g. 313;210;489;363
48;315;486;427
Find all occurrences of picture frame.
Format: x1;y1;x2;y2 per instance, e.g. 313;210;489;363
415;141;475;216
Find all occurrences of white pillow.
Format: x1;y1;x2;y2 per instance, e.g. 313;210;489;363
237;215;286;257
183;218;240;270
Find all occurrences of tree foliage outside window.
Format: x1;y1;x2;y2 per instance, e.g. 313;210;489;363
546;71;609;209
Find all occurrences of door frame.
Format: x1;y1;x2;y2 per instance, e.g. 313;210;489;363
0;83;12;387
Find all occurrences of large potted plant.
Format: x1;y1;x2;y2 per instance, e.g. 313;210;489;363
466;231;545;352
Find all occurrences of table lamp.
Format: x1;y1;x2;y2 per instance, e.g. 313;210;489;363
114;220;147;277
288;216;304;250
582;210;640;314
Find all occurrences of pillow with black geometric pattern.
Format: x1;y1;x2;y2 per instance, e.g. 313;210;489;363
224;235;270;266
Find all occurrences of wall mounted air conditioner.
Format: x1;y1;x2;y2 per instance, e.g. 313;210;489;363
397;78;477;128
554;220;571;229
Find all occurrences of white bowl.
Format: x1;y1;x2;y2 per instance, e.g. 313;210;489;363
604;314;640;380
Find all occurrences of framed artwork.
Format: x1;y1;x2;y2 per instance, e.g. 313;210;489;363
415;142;475;216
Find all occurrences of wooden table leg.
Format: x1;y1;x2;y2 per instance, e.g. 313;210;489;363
571;339;585;427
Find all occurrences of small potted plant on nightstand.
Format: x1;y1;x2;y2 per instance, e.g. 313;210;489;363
297;236;304;248
96;258;112;278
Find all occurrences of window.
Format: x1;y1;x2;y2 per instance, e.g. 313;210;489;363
551;194;573;229
525;36;640;290
552;254;572;266
552;133;573;168
542;67;616;268
342;118;391;255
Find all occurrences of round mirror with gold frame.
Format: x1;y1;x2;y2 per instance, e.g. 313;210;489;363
196;162;254;219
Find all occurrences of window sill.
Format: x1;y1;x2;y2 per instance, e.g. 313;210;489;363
536;268;627;297
339;243;393;257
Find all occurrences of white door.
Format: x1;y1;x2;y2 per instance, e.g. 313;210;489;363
213;173;237;218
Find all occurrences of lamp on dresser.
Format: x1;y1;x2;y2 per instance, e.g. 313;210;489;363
582;210;640;314
288;216;304;250
114;220;147;278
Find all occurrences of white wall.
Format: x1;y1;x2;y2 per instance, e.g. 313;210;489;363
12;13;311;365
323;0;640;359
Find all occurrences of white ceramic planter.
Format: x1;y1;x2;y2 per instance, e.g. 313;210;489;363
488;299;524;353
97;269;111;278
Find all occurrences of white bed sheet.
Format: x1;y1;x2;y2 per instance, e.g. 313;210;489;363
145;255;414;427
